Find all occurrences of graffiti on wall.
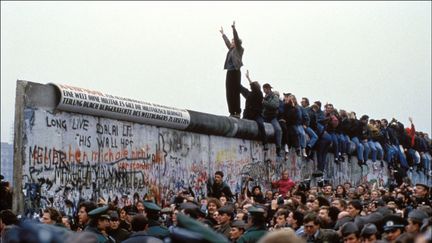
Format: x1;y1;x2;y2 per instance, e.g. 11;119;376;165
22;107;397;216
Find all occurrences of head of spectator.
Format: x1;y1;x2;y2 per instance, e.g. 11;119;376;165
135;200;145;214
78;201;97;227
250;81;261;93
406;209;428;234
323;184;333;197
356;185;366;196
109;211;120;230
318;206;331;228
314;101;322;110
119;207;128;221
370;190;381;201
339;109;348;119
61;215;72;230
347;188;358;200
335;185;346;199
207;198;222;216
415;183;429;199
324;103;335;114
230;220;247;241
287;210;303;230
252;185;262;196
88;205;111;233
265;190;274;201
219;195;228;206
143;201;161;220
131;214;149;232
360;223;378;243
42;207;62;225
303;212;321;238
214;171;224;185
301;97;310;108
360;115;369;125
247;206;266;228
274;209;289;228
124;205;138;224
347;200;362;218
257;228;305;243
331;198;347;212
328;206;341;225
217;205;234;226
0;209;18;231
340;222;360;243
262;83;273;95
383;214;407;242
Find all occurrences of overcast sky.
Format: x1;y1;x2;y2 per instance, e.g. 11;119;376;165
1;1;431;143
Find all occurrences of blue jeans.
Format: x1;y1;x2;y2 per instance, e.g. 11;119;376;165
304;127;318;148
384;144;397;163
407;148;420;165
422;152;431;172
265;117;282;149
362;140;371;161
367;141;379;162
317;132;332;171
296;125;306;149
338;133;351;155
329;132;340;157
254;115;267;145
351;137;364;161
396;145;409;169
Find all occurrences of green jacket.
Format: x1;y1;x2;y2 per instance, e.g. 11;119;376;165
262;92;279;119
84;226;112;243
236;226;267;243
147;220;170;239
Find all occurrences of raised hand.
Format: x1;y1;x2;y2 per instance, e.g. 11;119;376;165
232;21;235;28
220;26;224;35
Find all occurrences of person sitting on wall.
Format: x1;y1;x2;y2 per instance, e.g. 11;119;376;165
241;70;267;150
207;171;234;201
262;83;283;157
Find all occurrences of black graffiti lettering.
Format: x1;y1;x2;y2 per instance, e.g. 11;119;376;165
122;125;133;137
46;116;67;131
96;136;118;149
96;123;119;136
120;138;133;148
76;134;91;148
72;118;89;131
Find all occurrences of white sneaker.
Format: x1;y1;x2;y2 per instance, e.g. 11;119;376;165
284;145;289;153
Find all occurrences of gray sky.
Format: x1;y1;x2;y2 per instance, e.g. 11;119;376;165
1;1;431;143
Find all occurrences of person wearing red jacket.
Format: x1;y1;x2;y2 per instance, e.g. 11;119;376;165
271;170;296;198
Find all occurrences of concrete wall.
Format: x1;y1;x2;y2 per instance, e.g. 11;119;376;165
13;80;430;215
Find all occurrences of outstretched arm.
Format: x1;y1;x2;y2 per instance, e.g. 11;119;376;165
220;26;231;49
232;21;242;48
245;70;252;83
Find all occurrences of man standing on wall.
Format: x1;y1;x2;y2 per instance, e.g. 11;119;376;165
220;21;244;118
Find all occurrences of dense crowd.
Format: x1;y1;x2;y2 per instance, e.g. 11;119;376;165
0;21;431;243
1;169;431;243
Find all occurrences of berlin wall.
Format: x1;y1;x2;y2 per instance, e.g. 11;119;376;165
13;80;430;215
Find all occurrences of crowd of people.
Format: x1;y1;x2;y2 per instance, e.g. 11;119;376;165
1;170;431;243
0;21;431;243
222;22;431;179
